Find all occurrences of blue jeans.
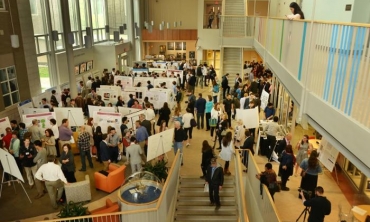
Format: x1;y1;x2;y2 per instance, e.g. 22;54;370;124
173;142;183;163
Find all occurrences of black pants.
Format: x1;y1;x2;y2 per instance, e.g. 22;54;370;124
55;138;60;157
196;113;205;129
209;183;221;205
111;146;119;163
201;164;208;177
223;86;230;99
224;161;230;171
266;135;277;160
226;111;232;127
205;113;211;130
210;127;216;137
280;169;290;188
184;127;193;140
80;150;93;170
62;170;76;183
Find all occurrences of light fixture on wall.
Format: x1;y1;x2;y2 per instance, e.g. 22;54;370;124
123;24;127;30
159;23;163;31
119;26;124;34
68;33;75;45
148;24;153;33
7;0;19;48
105;25;109;33
84;35;92;48
173;22;177;28
51;30;59;41
166;22;170;29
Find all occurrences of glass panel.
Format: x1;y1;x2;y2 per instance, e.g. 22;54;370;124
55;34;64;51
69;0;78;31
30;0;38;15
203;2;222;29
80;0;89;30
31;0;48;35
0;69;7;82
91;0;106;28
49;0;63;32
3;94;11;107
38;35;49;53
9;80;18;91
93;29;99;42
11;92;19;104
7;67;16;79
345;160;362;188
1;82;9;94
37;55;51;91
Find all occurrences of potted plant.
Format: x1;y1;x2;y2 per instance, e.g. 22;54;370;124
142;159;169;183
57;201;91;222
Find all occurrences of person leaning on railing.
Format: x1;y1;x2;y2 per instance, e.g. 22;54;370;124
286;2;305;20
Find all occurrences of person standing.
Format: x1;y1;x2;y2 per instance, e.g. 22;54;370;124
125;137;143;174
219;132;235;175
77;126;93;171
287;2;305;20
278;145;295;191
276;133;292;156
210;103;223;140
135;121;149;162
139;114;152;136
33;140;48;199
50;119;60;157
173;121;186;165
188;73;196;94
205;95;214;131
35;155;69;209
182;108;195;147
295;135;313;176
300;186;331;222
263;116;279;160
264;103;276;120
211;81;220;103
9;132;22;175
207;9;215;28
28;119;43;143
256;162;278;201
60;144;76;183
205;158;224;209
223;94;233;128
19;138;37;188
200;140;214;179
100;134;110;171
221;74;230;99
299;150;322;198
241;131;254;170
107;127;120;163
157;102;171;128
58;119;73;151
93;126;103;163
42;129;57;156
195;93;206;130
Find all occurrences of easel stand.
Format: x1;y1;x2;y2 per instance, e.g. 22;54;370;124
67;110;78;127
296;206;310;222
0;154;32;203
268;140;279;162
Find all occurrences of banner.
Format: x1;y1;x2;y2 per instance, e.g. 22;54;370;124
22;112;56;133
93;111;122;135
0;117;11;136
260;89;269;110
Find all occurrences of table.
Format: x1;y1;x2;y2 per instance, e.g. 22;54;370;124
352;205;370;222
310;139;321;150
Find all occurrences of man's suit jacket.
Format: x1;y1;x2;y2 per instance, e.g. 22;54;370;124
276;138;287;155
241;136;254;155
206;165;224;186
141;120;152;136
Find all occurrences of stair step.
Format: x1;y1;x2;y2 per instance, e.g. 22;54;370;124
174;215;238;221
179;184;234;189
179;187;234;192
177;196;236;204
178;191;235;197
176;210;237;216
180;179;234;184
176;205;237;212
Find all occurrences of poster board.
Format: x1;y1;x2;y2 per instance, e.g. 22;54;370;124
145;88;174;109
118;107;143;116
167;70;183;82
21;108;50;115
32;92;50;108
146;129;174;161
93;111;122;135
318;137;339;172
59;82;70;92
45;86;62;107
0;117;11;136
88;105;116;118
82;71;93;82
153;77;177;89
123;87;147;103
22;112;56;134
260;89;269;110
149;68;167;74
114;76;133;89
130;68;149;76
53;108;84;127
235;107;259;129
125;110;146;130
151;61;168;69
96;86;121;104
18;99;34;117
0;149;24;182
133;77;154;88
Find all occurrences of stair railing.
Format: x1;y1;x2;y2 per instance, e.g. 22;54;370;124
234;150;250;222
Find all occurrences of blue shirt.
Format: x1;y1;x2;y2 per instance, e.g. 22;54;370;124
195;97;206;113
128;98;135;107
264;107;275;119
135;126;149;142
205;101;213;113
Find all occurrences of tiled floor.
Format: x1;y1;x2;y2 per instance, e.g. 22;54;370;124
19;86;365;222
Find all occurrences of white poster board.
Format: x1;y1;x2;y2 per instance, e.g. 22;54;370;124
0;117;11;136
0;149;24;182
260;89;269;110
93;111;122;135
96;86;121;104
133;77;154;87
114;76;133;89
88;105;116;118
145;88;174;109
118;107;143;116
18;99;35;117
22;112;56;133
318;137;339;172
125;110;146;130
147;129;174;161
236;107;259;129
153;77;177;89
167;70;183;82
151;61;168;69
123;87;147;103
32;92;50;108
53;108;84;127
59;82;70;92
21;108;50;115
45;86;62;107
82;71;93;82
149;68;167;74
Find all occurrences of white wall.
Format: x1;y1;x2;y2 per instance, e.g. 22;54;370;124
302;0;354;22
351;0;370;23
93;43;117;73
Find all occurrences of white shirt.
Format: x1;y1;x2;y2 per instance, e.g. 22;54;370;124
35;162;68;184
126;143;143;164
145;108;156;121
51;125;59;139
211;108;222;119
86;80;92;89
182;112;194;128
202;67;207;76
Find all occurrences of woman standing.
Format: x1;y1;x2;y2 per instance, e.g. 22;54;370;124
85;118;95;157
43;129;57;156
93;126;103;163
234;120;245;148
157;102;171;127
60;144;76;182
205;95;214;131
279;145;295;191
295;135;313;176
200;140;214;179
217;113;229;149
182;108;195;147
210;103;222;140
299;150;322;198
211;81;220;103
116;96;125;107
49;119;60;157
219;132;235;175
287;2;305;20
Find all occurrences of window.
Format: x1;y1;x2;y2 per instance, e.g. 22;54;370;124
0;0;5;10
37;56;51;92
30;0;38;15
0;66;20;107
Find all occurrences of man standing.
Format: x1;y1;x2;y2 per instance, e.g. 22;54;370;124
264;103;275;120
187;72;196;94
120;117;129;137
135;120;149;162
35;155;69;209
127;94;135;108
240;93;250;110
139;114;152;136
241;131;254;170
107;127;120;163
276;133;292;156
86;76;93;90
100;134;110;171
19;138;37;188
221;74;230;99
196;64;203;87
58;119;73;150
125;137;143;174
234;73;242;90
28;119;43;143
33;140;48;199
195;93;206;130
263;116;279;160
300;186;331;222
205;158;224;209
50;90;59;107
223;94;233;128
78;126;94;171
173;121;186;165
10;120;20;133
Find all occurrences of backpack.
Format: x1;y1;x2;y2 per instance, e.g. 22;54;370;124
213;85;220;93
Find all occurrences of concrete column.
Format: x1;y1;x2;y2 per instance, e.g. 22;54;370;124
133;0;142;60
60;0;77;98
126;0;136;64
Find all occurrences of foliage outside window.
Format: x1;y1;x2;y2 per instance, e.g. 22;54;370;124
0;66;20;107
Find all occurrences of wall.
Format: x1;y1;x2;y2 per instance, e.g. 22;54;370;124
143;40;196;59
247;1;269;16
147;0;198;29
302;0;354;22
93;44;116;73
243;50;262;62
351;0;370;23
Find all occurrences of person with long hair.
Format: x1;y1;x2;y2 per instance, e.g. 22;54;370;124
205;95;214;131
93;126;103;163
256;162;278;201
200;140;214;179
299;150;322;198
42;129;57;156
159;120;168;132
295;135;313;176
85;118;95;157
287;2;305;20
157;102;171;127
60;144;76;183
182;108;195;147
211;80;220;103
219;132;235;175
278;145;295;191
210;103;223;140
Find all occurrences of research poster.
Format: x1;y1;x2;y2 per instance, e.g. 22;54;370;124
96;86;121;104
93;111;122;135
235;107;259;129
22;112;56;134
318;137;339;172
114;76;133;89
166;70;184;82
17;99;34;117
146;90;171;110
133;77;154;87
147;129;174;161
154;77;177;89
0;117;11;136
123;87;147;103
260;89;269;110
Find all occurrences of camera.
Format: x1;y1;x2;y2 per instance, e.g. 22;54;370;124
298;187;312;199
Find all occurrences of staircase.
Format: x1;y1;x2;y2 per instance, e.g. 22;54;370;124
224;0;245;15
174;176;238;222
223;0;246;37
222;48;243;88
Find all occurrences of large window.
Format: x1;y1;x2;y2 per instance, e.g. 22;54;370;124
91;0;107;42
37;56;51;92
0;66;20;107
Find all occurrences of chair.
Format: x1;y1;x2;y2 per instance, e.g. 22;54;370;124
65;175;92;203
90;198;120;222
94;164;126;193
339;204;354;222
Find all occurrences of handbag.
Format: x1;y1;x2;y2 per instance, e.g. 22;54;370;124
190;118;197;127
268;181;281;192
209;118;217;127
300;169;308;177
204;183;209;192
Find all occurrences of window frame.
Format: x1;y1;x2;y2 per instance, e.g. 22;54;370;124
0;66;20;107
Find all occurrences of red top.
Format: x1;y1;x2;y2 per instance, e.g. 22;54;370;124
3;133;13;150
